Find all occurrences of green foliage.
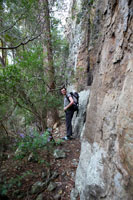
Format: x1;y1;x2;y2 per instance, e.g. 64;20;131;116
0;45;62;132
0;170;33;196
0;135;11;150
0;0;39;47
55;138;65;145
0;65;21;100
89;0;95;6
14;130;50;159
51;18;69;86
0;1;69;134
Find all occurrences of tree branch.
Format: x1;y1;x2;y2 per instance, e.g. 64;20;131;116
0;14;25;35
1;122;9;135
0;103;17;123
0;32;43;50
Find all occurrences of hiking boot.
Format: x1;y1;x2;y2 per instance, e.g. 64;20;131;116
70;135;75;139
61;136;71;140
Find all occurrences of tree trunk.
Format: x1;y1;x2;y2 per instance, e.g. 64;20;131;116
0;39;6;67
41;0;59;127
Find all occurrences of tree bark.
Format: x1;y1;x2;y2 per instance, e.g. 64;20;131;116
0;39;6;67
41;0;59;127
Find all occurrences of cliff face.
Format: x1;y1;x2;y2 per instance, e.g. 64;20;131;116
66;0;133;199
65;0;91;90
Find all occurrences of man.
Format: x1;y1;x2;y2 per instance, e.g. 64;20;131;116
61;87;74;140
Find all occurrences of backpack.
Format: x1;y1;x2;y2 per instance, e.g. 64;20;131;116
67;92;79;112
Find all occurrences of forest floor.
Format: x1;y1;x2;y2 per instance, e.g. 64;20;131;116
0;121;81;200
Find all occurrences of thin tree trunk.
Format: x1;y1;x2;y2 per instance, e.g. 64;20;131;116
0;39;6;67
40;0;59;127
1;123;9;135
1;39;6;65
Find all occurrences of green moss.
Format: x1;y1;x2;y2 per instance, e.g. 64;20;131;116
89;0;95;5
82;0;95;9
76;12;83;24
72;1;78;19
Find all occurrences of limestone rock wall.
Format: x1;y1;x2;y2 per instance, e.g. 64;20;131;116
72;88;90;138
67;0;133;199
65;0;90;91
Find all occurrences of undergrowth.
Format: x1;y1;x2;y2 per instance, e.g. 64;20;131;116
0;171;33;196
14;130;51;160
0;129;64;198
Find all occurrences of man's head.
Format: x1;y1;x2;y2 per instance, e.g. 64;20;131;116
61;87;67;95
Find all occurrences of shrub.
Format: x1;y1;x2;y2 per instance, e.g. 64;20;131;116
0;171;33;196
14;130;51;160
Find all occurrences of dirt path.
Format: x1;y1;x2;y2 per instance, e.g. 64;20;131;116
51;139;80;200
47;122;81;200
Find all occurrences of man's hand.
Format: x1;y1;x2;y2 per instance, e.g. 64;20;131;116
64;96;74;111
64;107;67;111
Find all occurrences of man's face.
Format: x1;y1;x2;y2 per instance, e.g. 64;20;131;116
61;88;66;95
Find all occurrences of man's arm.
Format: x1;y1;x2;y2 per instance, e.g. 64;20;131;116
64;96;74;111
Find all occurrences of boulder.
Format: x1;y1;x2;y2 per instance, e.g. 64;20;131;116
47;182;57;191
53;149;66;159
31;181;45;194
70;188;79;200
36;193;43;200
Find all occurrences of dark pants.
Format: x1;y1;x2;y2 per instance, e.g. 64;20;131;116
65;110;74;137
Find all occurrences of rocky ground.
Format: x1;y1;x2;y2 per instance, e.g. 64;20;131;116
0;122;81;200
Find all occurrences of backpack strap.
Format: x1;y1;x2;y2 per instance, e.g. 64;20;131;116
66;93;79;116
66;94;71;102
66;93;76;104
